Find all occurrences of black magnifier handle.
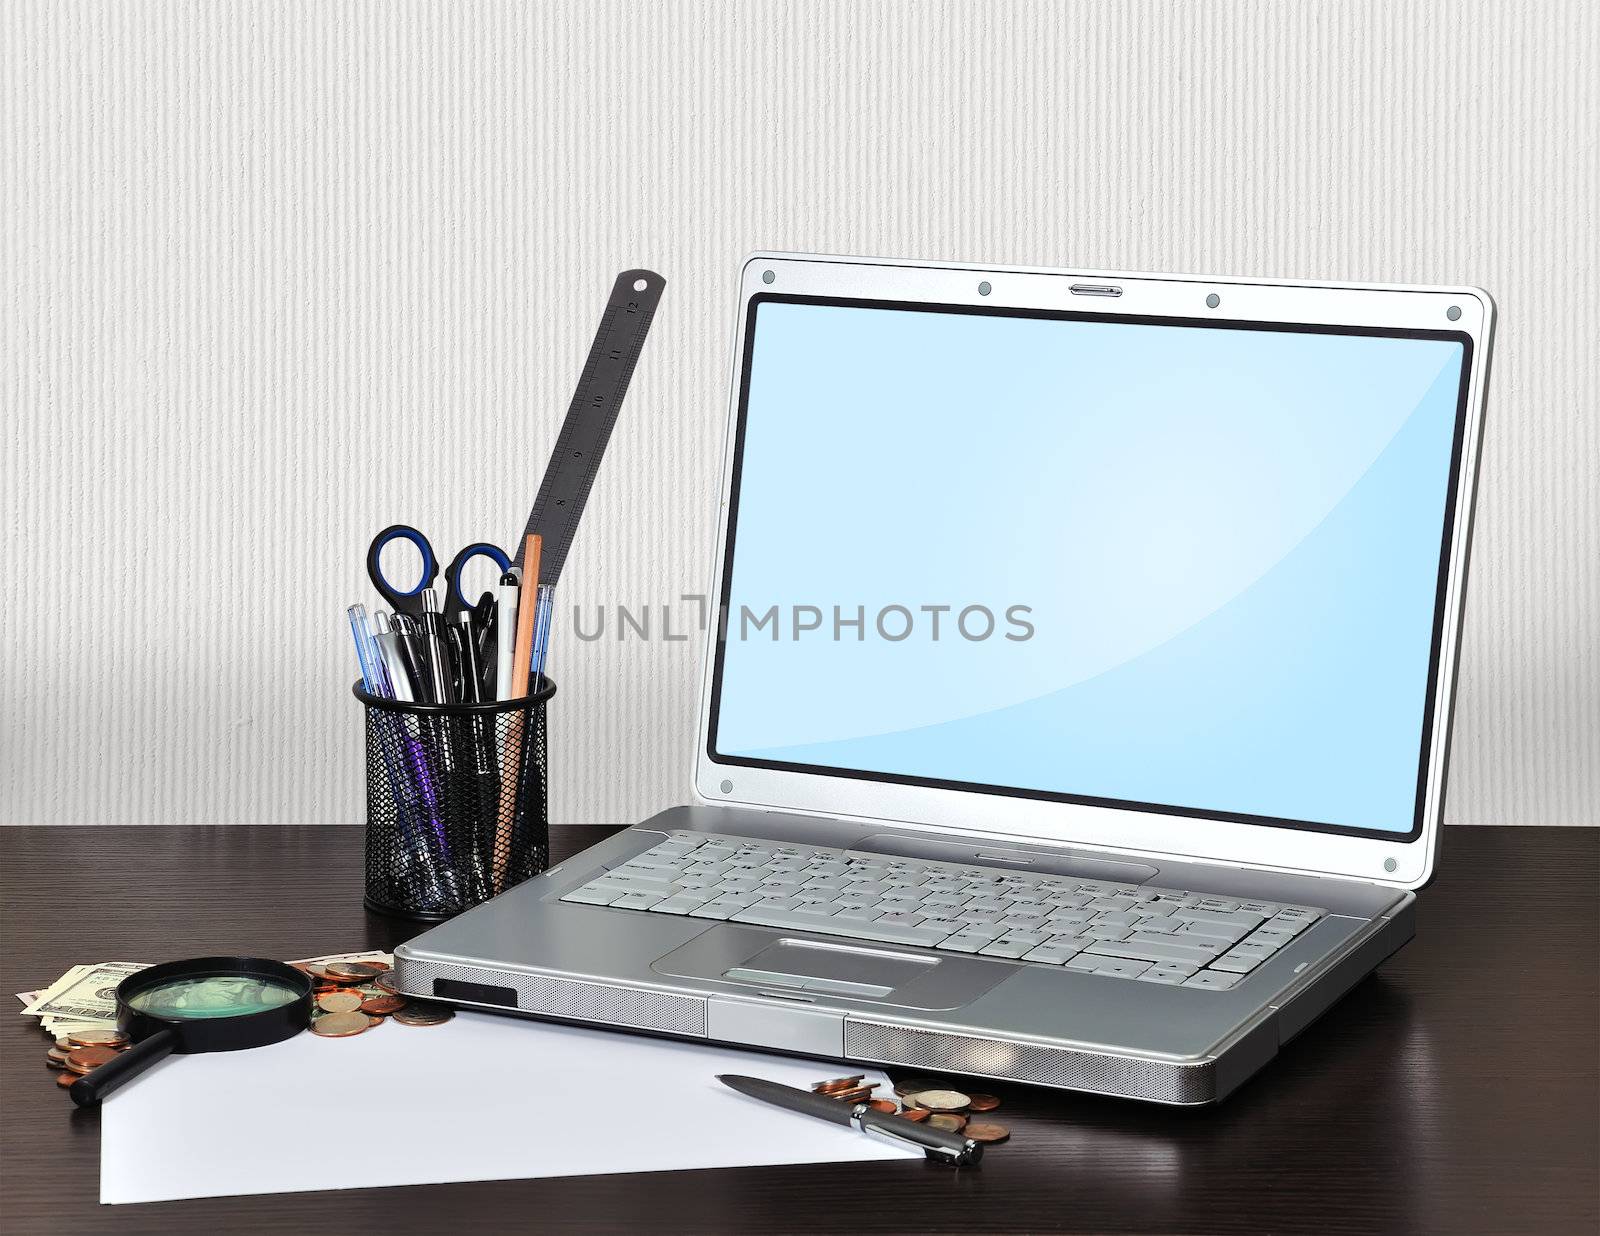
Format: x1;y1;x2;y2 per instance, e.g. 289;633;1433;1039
70;1027;178;1108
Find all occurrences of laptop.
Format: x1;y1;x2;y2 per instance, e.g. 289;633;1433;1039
395;253;1495;1105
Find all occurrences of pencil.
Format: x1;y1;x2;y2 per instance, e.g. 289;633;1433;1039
495;535;542;891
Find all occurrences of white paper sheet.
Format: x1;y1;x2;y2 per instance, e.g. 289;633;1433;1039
100;1011;917;1203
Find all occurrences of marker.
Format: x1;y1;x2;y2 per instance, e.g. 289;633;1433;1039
495;571;520;700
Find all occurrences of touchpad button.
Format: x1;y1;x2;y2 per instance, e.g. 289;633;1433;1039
725;939;935;996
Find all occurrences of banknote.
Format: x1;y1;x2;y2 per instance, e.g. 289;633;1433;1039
21;961;149;1025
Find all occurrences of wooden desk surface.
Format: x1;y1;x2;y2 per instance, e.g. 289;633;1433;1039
2;825;1595;1235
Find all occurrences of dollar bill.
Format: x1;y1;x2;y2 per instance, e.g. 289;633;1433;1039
21;961;149;1025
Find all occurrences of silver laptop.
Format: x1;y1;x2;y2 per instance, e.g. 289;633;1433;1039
395;253;1495;1105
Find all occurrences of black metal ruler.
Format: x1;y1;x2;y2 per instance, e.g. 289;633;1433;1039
513;268;665;585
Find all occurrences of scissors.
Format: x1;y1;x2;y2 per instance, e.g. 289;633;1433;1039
366;524;513;618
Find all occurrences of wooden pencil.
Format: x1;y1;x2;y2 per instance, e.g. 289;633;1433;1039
495;534;541;891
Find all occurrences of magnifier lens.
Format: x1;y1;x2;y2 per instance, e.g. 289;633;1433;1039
128;974;302;1019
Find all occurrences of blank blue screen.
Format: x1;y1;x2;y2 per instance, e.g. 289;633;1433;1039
712;300;1467;836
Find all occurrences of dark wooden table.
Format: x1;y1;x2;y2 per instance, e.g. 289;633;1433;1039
2;825;1595;1235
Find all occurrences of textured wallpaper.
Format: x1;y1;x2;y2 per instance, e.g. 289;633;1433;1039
4;1;1596;827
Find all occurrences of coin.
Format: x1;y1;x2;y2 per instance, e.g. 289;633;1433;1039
57;1071;78;1089
391;1002;454;1026
374;970;402;995
65;1046;118;1074
964;1121;1010;1143
367;1015;384;1027
45;1050;68;1068
867;1099;898;1113
316;991;364;1013
895;1106;930;1123
360;994;407;1015
55;1036;75;1050
310;1011;371;1037
324;961;384;980
892;1076;941;1097
365;961;391;972
965;1093;1001;1111
827;1086;877;1105
67;1028;130;1049
927;1113;967;1132
908;1088;970;1112
812;1074;865;1092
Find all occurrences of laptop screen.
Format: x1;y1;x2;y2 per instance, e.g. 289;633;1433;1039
708;296;1472;839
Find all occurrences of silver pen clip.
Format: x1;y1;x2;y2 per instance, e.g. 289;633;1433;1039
850;1102;980;1166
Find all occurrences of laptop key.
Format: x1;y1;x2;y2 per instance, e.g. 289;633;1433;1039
1183;971;1243;990
1167;907;1266;933
936;930;996;953
649;894;711;915
1084;939;1220;967
610;891;667;910
978;932;1046;958
1094;958;1151;979
1021;939;1084;965
562;885;621;905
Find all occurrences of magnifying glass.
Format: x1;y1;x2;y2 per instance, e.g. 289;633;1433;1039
69;957;313;1108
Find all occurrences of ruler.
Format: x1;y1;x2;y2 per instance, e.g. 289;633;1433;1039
513;268;665;585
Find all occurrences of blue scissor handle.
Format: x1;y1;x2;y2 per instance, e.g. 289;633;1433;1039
443;542;512;617
367;524;439;615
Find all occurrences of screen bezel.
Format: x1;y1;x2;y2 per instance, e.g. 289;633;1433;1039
694;254;1494;890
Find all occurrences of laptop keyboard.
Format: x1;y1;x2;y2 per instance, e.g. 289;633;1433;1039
560;831;1326;990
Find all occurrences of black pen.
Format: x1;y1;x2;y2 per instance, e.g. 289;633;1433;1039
716;1075;982;1166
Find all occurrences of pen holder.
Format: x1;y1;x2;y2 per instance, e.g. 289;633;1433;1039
353;677;556;922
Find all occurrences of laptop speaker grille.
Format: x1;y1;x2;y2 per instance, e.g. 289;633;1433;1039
398;959;707;1038
843;1019;1215;1105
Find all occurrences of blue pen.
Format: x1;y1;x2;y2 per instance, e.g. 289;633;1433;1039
349;605;458;911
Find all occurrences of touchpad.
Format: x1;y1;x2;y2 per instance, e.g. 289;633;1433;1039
724;940;934;998
650;924;1011;1010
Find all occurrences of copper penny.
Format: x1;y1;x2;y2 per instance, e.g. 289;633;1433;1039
46;1051;68;1069
964;1121;1011;1143
867;1099;898;1113
390;1002;453;1027
895;1107;930;1123
812;1074;865;1092
366;961;391;972
68;1028;129;1049
360;994;406;1015
57;1071;78;1089
965;1093;1001;1112
310;1011;371;1038
316;991;364;1014
927;1113;967;1132
367;1015;384;1027
65;1046;118;1074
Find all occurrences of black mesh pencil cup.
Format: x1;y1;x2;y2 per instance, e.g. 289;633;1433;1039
353;677;555;921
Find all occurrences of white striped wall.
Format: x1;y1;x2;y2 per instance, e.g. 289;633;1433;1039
3;1;1595;826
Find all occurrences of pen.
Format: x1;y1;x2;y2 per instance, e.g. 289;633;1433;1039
349;604;453;910
419;587;454;704
716;1075;982;1166
495;571;520;700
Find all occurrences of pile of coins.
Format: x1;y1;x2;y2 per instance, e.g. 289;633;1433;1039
811;1074;1011;1144
44;1028;132;1090
293;959;455;1037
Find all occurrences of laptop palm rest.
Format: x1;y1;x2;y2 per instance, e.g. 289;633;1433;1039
652;926;1009;1011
